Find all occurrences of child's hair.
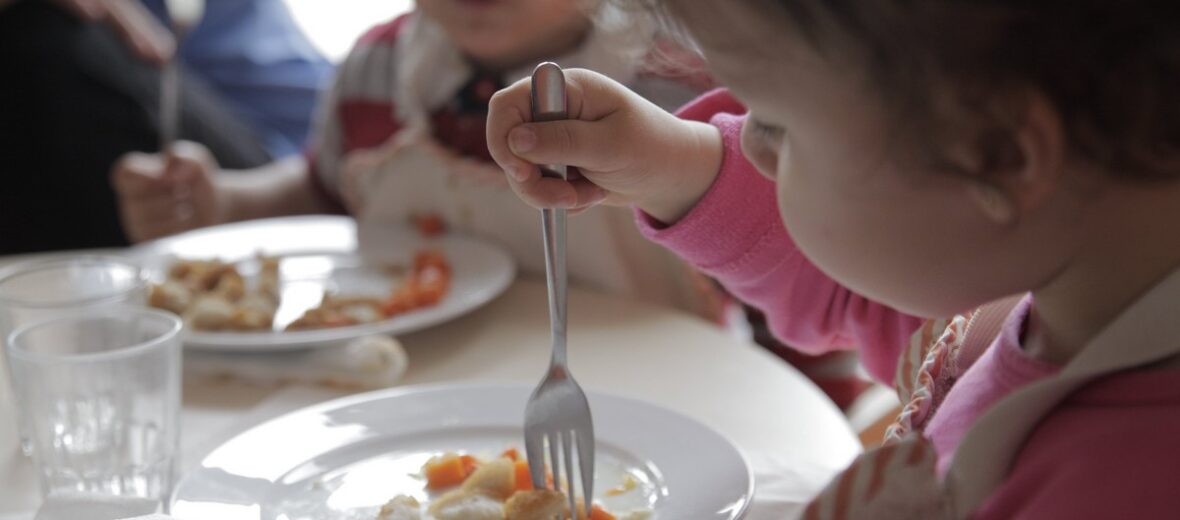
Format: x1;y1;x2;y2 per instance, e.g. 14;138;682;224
631;0;1180;182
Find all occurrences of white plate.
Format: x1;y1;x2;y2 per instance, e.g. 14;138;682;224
171;384;753;519
132;216;515;351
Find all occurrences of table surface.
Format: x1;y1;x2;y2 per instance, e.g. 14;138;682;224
0;250;860;518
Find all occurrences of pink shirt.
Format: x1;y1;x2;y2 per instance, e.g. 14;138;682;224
640;89;1180;518
925;296;1059;476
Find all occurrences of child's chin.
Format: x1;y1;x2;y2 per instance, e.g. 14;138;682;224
455;0;499;7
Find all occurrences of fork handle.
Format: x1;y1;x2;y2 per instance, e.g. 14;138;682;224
541;206;567;366
160;58;180;150
532;63;570;368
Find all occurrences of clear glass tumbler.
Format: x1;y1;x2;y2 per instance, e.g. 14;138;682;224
0;256;147;456
6;308;181;510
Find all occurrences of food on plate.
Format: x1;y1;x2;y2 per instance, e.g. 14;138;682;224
377;495;422;520
604;475;639;497
502;489;564;520
287;250;451;330
376;449;646;520
148;257;279;332
424;453;482;490
410;212;448;238
148;250;451;332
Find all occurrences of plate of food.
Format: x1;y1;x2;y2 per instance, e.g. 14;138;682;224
170;384;754;520
131;216;515;351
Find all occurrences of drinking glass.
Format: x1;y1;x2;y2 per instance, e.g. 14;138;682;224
6;309;182;509
0;256;147;456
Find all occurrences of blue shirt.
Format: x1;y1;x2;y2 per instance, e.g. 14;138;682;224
143;0;334;158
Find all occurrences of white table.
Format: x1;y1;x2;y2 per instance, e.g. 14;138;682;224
0;258;860;517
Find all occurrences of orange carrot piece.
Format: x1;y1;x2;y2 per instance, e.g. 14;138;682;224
381;249;452;317
460;454;479;476
424;455;469;490
412;213;447;238
414;270;448;305
512;459;556;492
513;460;534;492
500;448;520;461
381;284;417;317
588;504;616;520
413;249;450;275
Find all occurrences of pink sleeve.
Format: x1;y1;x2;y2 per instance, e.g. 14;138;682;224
636;90;923;384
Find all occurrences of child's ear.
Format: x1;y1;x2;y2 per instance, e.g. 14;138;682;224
964;91;1066;226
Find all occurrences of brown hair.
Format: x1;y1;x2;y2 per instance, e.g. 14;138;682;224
633;0;1180;181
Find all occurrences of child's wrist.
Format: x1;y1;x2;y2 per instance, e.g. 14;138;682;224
637;121;723;225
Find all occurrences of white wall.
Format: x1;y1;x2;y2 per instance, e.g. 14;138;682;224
284;0;414;62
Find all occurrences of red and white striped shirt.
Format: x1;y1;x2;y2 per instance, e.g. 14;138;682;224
304;11;723;319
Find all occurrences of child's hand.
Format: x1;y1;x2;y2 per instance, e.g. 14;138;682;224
111;141;221;242
487;68;723;223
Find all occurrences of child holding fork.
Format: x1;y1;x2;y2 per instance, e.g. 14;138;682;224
487;1;1180;517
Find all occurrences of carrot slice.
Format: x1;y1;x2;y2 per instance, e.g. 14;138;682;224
460;454;479;476
424;454;470;490
513;460;534;492
412;213;447;238
512;459;555;492
500;448;520;461
588;504;616;520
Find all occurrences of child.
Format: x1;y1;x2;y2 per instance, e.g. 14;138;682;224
487;1;1180;517
112;0;720;318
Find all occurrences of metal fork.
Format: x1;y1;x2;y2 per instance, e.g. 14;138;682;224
160;0;204;149
523;62;596;520
160;0;204;222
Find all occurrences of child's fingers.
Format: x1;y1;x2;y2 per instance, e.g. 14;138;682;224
507;175;605;210
486;78;534;181
488;68;626;208
568;184;610;215
505;120;620;174
507;176;575;208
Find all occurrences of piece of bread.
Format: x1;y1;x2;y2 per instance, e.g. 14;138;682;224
148;280;191;315
461;457;515;500
503;489;565;520
184;295;235;331
375;495;420;520
427;491;503;520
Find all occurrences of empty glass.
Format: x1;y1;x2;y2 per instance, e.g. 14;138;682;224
6;309;182;509
0;256;147;456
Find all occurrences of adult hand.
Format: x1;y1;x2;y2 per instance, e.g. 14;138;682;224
111;141;222;242
51;0;175;64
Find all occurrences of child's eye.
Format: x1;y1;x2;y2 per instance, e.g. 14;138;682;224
750;119;785;143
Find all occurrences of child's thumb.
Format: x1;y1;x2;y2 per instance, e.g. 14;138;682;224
506;120;612;172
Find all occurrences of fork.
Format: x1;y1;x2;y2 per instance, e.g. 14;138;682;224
160;0;204;149
523;62;596;520
160;0;205;222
